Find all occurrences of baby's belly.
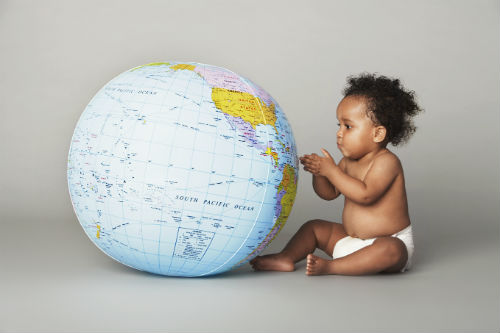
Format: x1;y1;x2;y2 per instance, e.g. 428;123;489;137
342;202;410;239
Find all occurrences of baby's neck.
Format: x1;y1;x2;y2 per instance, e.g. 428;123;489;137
352;147;388;164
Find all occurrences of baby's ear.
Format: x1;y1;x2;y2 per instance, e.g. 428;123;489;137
373;126;387;143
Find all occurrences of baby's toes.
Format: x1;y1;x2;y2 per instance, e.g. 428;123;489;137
307;254;317;263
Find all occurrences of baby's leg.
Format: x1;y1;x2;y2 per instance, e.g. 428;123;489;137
250;219;347;271
306;236;408;276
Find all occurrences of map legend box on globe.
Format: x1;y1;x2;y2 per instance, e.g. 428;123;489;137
174;227;215;261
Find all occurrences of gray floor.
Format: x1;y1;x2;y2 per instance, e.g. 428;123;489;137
1;215;498;332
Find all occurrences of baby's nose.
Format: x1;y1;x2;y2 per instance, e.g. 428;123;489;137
336;129;342;138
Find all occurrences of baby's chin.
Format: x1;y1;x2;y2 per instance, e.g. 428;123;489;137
340;150;364;160
338;147;351;158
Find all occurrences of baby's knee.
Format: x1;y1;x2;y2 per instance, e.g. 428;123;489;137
302;219;323;230
374;237;407;263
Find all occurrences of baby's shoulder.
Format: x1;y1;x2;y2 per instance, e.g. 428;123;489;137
372;149;403;171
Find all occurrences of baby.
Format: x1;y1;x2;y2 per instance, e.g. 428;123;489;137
251;73;422;275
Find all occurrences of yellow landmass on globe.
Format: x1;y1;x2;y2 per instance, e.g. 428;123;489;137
129;62;171;71
211;88;277;130
264;147;279;167
234;163;297;266
273;164;297;236
170;64;196;71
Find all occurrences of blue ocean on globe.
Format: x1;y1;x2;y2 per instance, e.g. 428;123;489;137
67;62;298;277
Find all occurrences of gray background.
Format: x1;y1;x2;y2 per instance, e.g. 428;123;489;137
1;0;499;332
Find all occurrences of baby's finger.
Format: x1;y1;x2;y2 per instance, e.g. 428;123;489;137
304;165;316;173
303;163;313;170
308;160;319;167
301;158;313;165
301;155;313;161
302;163;313;170
303;163;317;170
319;148;328;157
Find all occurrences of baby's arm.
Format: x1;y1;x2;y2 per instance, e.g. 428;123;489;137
312;175;338;200
324;152;401;205
300;154;344;200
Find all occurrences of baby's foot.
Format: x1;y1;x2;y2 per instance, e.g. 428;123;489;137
306;254;333;276
250;253;295;272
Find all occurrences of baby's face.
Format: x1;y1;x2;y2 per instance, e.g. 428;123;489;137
336;96;379;160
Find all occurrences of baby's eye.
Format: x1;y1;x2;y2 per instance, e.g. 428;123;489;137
345;124;351;129
336;123;340;127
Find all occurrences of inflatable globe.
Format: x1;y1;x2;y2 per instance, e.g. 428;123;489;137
67;62;298;277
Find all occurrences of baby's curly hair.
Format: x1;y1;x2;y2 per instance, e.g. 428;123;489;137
342;73;423;146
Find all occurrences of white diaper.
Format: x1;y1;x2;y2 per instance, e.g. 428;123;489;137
332;225;414;272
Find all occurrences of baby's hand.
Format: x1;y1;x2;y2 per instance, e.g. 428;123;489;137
299;148;337;176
